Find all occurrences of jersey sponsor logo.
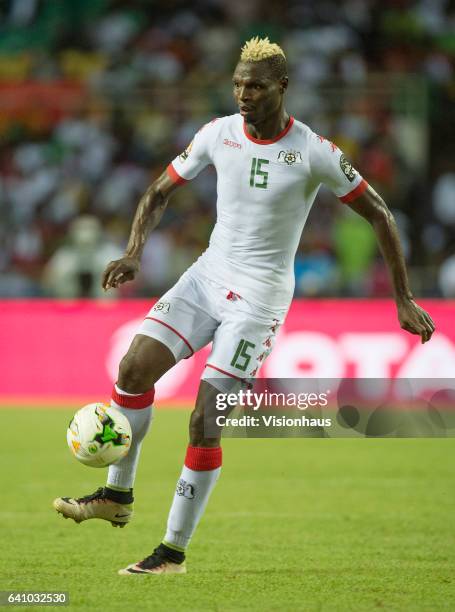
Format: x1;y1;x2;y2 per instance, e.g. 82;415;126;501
223;138;242;149
277;149;302;165
179;140;194;162
339;154;356;182
152;301;171;314
176;478;195;499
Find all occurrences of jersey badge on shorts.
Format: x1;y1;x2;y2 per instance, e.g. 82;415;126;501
277;150;302;166
152;301;171;314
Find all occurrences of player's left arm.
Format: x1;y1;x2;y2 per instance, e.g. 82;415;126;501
346;185;435;343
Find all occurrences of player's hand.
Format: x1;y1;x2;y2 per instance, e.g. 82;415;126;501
397;299;435;344
102;256;140;290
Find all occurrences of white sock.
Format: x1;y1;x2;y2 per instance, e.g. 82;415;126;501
164;446;222;551
106;384;154;491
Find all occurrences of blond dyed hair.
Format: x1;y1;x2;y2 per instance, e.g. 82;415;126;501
239;36;287;80
240;36;286;62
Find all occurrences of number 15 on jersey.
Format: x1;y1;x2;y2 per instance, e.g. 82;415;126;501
250;158;269;189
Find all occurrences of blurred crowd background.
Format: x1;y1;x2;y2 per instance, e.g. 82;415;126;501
0;0;454;299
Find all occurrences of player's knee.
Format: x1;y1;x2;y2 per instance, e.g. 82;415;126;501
117;353;152;394
117;336;175;393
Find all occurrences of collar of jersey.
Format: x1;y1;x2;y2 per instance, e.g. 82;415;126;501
243;115;294;145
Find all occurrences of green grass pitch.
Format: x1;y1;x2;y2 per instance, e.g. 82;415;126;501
1;407;454;611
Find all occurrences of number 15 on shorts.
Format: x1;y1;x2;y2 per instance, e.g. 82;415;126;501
230;339;256;372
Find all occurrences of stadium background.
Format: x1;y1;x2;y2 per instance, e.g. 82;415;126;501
0;0;454;301
1;1;455;610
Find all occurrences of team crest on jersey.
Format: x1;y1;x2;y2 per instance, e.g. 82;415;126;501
339;154;356;182
152;301;171;314
179;140;194;163
277;150;302;165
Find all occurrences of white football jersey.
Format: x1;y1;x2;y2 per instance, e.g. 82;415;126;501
167;114;368;311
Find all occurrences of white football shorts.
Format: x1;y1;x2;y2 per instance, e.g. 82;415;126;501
136;270;287;392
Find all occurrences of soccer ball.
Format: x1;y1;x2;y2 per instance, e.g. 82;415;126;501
67;403;132;468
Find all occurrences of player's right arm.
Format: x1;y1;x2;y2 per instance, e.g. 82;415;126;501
103;119;217;290
102;170;180;290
